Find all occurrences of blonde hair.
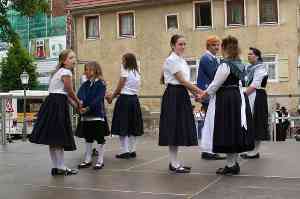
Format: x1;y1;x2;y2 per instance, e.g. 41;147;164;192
52;49;74;76
85;61;104;81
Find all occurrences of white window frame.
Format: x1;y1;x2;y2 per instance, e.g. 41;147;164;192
185;57;200;84
257;0;280;26
262;54;279;82
117;10;136;39
165;13;180;32
193;0;214;30
224;0;247;27
83;14;101;40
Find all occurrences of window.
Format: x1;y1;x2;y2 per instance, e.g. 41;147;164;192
166;14;179;32
118;12;135;38
186;58;199;83
85;16;100;39
226;0;245;26
259;0;279;24
194;1;212;29
262;55;278;81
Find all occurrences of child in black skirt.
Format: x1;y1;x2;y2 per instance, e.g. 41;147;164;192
76;61;110;170
159;35;203;173
30;49;82;176
107;53;144;159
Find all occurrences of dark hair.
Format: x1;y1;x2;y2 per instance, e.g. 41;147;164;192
122;53;139;73
161;34;184;84
249;47;263;62
170;34;184;52
84;61;104;80
221;36;240;60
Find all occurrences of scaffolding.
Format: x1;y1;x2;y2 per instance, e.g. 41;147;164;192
6;9;66;49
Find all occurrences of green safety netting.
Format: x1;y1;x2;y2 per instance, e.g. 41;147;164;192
5;9;66;49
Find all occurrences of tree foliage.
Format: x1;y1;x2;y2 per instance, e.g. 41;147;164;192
0;42;38;91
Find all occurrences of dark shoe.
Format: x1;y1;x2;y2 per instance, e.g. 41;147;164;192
130;152;137;158
92;148;99;156
51;168;58;176
201;152;226;160
116;152;131;159
240;153;260;159
169;164;191;173
216;163;240;175
54;168;79;176
78;161;92;169
93;162;104;170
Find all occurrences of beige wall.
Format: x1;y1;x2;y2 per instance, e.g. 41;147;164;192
73;0;300;110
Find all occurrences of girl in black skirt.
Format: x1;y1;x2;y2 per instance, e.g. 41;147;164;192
241;47;269;159
76;61;110;170
107;53;144;159
199;36;254;175
159;34;203;173
30;49;82;176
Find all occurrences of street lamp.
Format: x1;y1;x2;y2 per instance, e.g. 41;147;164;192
20;70;29;141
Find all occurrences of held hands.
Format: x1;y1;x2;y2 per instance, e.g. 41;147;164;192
195;90;208;102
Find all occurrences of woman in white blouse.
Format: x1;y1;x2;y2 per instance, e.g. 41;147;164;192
30;49;82;176
108;53;144;159
159;34;203;173
199;36;254;175
241;47;269;159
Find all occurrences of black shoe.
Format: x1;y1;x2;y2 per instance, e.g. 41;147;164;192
130;152;137;158
93;162;104;170
216;163;240;175
116;152;131;159
169;164;191;173
240;153;260;159
54;168;79;176
201;152;226;160
51;168;58;176
92;148;99;156
78;161;92;169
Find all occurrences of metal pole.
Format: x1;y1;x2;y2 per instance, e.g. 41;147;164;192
22;88;27;141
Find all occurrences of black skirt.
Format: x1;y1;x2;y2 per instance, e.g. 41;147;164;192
111;94;144;136
253;89;270;141
213;87;254;153
75;120;109;144
159;84;198;146
29;93;76;151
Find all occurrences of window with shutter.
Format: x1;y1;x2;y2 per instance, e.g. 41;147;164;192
226;0;245;26
259;0;279;24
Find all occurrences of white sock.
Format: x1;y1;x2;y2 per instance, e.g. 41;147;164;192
84;142;93;163
128;136;137;153
96;144;105;164
226;153;238;167
49;147;58;168
119;136;129;153
247;141;261;156
56;148;66;170
169;146;180;168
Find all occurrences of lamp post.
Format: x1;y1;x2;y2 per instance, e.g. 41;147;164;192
20;70;29;141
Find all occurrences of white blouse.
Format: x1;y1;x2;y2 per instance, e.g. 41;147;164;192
120;64;141;95
163;52;190;85
48;68;72;95
247;63;268;88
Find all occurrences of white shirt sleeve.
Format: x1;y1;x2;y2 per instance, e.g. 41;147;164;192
250;64;268;88
206;63;230;96
120;64;129;78
60;68;72;77
166;58;181;75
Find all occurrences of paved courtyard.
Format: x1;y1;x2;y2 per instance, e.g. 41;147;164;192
1;135;300;199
